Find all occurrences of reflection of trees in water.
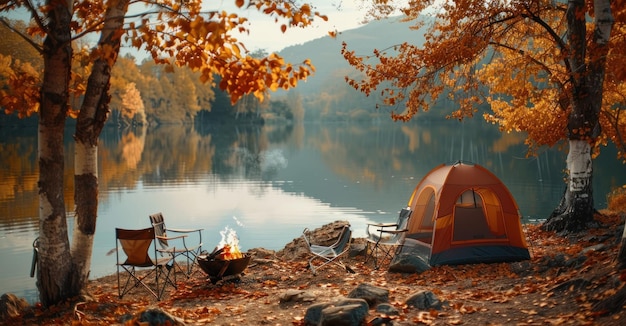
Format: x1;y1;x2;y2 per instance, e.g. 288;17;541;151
4;121;623;223
120;126;147;169
98;122;295;187
202;124;262;177
310;120;540;190
0;135;40;221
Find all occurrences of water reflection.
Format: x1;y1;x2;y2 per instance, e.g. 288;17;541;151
1;119;625;302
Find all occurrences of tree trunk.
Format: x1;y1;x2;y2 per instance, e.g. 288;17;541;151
542;140;596;232
70;0;129;294
541;0;613;234
37;0;73;307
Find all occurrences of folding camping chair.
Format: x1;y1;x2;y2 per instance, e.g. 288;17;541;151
115;227;176;300
302;224;354;275
365;208;412;269
149;212;204;278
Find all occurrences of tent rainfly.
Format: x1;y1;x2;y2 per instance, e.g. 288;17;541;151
404;162;530;266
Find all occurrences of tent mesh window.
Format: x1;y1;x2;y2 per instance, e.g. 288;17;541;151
452;189;503;241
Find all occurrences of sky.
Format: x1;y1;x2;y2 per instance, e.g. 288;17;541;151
203;0;374;53
2;1;406;55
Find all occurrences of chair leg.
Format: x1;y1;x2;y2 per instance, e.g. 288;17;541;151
119;266;160;300
368;243;401;270
309;256;351;275
171;250;201;278
156;263;176;300
183;249;201;277
366;241;383;269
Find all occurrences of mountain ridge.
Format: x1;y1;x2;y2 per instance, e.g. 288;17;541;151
276;16;428;97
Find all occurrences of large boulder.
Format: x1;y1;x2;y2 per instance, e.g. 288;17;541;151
278;221;351;261
388;239;431;273
346;283;389;307
304;298;369;326
406;290;443;310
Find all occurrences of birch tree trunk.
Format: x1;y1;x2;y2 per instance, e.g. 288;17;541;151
542;0;613;233
70;0;129;293
37;0;73;307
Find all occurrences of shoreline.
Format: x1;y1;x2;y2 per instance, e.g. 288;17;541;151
4;211;626;325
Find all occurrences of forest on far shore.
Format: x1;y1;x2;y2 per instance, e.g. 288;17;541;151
1;18;465;128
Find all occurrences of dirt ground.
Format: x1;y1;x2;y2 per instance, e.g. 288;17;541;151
4;211;626;325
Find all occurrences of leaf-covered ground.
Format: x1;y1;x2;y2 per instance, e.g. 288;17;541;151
5;211;626;325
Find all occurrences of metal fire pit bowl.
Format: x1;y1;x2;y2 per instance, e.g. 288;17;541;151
197;253;251;284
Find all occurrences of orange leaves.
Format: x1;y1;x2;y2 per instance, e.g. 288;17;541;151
0;55;40;117
120;2;319;105
251;0;326;30
411;309;440;324
211;54;313;104
341;1;624;154
452;303;480;315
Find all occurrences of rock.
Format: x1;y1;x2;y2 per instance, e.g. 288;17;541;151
347;283;389;307
136;307;185;325
248;247;276;259
304;302;331;326
349;242;367;258
375;302;399;316
388;239;431;273
248;248;278;265
279;289;316;303
388;252;431;273
304;298;369;326
406;290;442;310
0;293;29;319
319;302;369;326
278;221;351;261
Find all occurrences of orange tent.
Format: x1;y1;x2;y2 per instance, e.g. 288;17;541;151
405;162;530;266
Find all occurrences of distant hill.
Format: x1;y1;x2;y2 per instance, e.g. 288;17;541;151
276;16;429;98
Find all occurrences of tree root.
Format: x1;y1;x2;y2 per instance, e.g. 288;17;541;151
592;285;626;316
541;210;599;234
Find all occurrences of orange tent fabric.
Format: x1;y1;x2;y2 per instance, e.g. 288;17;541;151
405;162;530;266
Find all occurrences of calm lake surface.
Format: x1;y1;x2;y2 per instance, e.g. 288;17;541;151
2;119;625;302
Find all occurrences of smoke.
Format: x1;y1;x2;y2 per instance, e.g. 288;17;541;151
260;149;288;172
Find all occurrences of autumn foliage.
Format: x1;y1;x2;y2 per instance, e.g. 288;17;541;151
5;212;626;325
0;0;327;117
0;0;331;308
343;0;626;158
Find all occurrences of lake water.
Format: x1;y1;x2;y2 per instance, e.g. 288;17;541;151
2;119;625;302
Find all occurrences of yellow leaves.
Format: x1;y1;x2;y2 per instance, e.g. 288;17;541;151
0;55;41;117
340;0;624;152
189;15;204;30
300;3;311;16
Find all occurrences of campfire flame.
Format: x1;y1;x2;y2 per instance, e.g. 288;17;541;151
215;227;244;260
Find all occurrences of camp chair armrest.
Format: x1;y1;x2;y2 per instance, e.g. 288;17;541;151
156;234;187;241
366;223;399;238
166;228;203;234
367;222;398;228
377;228;408;235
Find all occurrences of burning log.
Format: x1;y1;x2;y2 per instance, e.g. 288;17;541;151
198;227;250;283
216;244;244;260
